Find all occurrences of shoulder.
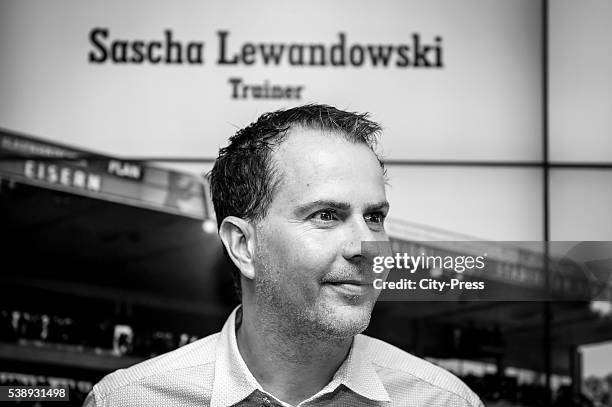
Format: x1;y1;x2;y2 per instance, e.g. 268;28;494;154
86;332;220;406
358;334;484;407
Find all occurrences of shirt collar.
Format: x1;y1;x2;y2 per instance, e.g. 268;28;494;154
210;306;261;407
210;306;390;407
304;334;390;404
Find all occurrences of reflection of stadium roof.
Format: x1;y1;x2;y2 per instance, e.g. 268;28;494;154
0;129;209;219
0;128;235;314
387;217;612;302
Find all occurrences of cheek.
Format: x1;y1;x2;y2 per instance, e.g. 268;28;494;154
288;235;342;279
262;227;340;279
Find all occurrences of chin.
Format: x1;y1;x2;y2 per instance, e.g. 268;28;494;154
313;303;374;339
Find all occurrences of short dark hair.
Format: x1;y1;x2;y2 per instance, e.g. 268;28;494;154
208;104;384;298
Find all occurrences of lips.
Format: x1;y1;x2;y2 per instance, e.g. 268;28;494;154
321;266;373;286
324;280;370;286
322;274;374;285
323;281;372;297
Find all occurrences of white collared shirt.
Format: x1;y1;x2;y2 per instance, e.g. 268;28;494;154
85;307;483;406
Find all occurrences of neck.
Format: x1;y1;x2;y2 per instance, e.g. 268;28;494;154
236;305;353;406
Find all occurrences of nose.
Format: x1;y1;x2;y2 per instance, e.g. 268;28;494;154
341;215;379;261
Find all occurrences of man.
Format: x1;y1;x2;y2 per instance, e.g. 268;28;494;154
84;104;483;406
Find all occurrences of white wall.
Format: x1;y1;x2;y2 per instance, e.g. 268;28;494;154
549;0;612;240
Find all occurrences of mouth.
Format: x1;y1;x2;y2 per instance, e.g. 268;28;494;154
324;280;370;286
323;280;372;296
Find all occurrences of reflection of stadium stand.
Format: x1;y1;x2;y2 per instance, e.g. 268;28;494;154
378;218;612;405
0;129;237;405
387;218;612;302
1;129;611;406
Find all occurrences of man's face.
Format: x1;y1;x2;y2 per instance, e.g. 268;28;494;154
252;127;389;339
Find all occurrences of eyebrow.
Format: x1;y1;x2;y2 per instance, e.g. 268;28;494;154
293;199;390;216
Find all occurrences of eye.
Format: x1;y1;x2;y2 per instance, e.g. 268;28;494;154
311;209;338;223
364;212;386;225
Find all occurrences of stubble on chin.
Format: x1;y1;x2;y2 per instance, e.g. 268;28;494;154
252;235;374;342
254;272;373;342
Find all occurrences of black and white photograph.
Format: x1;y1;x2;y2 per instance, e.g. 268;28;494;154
0;1;611;406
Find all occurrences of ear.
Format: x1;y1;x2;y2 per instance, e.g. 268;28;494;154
218;216;256;280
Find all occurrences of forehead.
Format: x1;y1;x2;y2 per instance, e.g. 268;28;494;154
269;127;386;208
